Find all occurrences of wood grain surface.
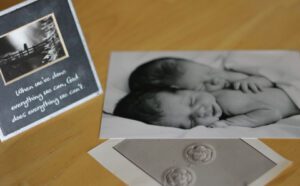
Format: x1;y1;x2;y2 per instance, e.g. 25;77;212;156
0;0;300;185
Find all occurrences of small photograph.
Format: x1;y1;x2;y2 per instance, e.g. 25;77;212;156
100;51;300;138
89;139;292;186
0;13;68;85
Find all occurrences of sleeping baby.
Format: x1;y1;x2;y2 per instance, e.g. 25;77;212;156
114;57;299;128
128;57;273;93
114;88;299;128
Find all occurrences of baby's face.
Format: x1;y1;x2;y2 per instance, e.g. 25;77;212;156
175;62;228;92
156;90;222;129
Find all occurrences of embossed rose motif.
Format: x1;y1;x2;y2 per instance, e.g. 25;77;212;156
184;143;216;164
162;167;195;186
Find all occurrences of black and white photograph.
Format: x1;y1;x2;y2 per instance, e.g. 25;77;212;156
100;51;300;138
89;139;291;186
0;0;101;141
0;13;68;85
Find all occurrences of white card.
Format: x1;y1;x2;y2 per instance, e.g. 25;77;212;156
89;139;291;186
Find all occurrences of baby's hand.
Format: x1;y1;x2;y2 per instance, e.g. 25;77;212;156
232;76;273;93
204;78;230;92
209;121;229;128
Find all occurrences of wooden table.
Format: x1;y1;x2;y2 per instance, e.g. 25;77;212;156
1;0;300;185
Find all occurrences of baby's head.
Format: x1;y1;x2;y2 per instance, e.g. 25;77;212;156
114;89;222;129
129;57;227;92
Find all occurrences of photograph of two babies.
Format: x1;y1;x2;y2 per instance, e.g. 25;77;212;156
101;51;300;138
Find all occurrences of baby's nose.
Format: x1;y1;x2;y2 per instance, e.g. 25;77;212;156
194;106;207;118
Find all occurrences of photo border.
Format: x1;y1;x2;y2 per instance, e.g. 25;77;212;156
89;139;292;186
0;0;102;141
0;13;69;85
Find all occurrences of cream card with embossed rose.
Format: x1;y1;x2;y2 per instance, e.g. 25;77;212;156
89;139;291;186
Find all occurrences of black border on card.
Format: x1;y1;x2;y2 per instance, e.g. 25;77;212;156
0;0;102;141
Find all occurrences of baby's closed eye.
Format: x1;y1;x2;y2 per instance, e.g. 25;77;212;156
193;84;205;91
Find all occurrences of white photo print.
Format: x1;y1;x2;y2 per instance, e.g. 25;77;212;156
101;51;300;138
